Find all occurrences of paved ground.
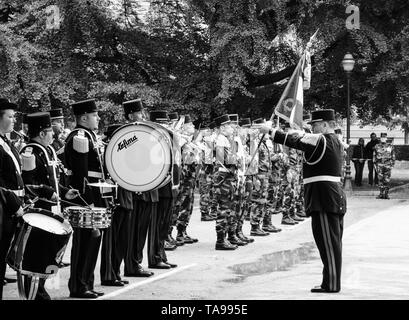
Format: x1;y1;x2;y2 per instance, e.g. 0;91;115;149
3;189;409;301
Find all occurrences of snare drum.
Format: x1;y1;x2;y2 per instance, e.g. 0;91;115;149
7;210;72;279
104;121;174;192
64;206;112;229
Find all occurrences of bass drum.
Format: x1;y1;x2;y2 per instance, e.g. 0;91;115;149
105;121;174;192
7;209;72;278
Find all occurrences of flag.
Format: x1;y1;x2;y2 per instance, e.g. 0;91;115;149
273;29;318;129
274;54;305;130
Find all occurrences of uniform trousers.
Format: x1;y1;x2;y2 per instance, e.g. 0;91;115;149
311;211;344;292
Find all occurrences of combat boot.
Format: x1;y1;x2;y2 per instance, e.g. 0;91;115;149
262;214;282;233
183;229;199;243
376;187;384;199
201;214;214;221
291;213;305;222
215;232;237;250
250;224;270;236
164;240;177;251
384;188;390;199
236;225;255;243
281;215;297;225
227;230;247;246
177;225;194;244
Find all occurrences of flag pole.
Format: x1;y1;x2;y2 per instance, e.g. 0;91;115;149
244;29;319;175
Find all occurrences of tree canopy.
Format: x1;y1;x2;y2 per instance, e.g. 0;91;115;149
1;0;408;129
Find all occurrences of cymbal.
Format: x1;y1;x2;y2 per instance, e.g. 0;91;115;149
87;182;118;188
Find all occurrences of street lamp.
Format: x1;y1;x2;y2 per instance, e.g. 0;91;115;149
341;53;355;193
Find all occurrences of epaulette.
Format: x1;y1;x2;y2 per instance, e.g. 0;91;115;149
300;133;322;146
73;130;89;153
21;147;36;171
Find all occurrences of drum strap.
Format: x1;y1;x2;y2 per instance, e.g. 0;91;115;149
23;143;61;213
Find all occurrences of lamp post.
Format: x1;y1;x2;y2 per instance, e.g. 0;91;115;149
341;53;355;193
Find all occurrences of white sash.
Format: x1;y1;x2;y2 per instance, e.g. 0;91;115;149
0;136;21;174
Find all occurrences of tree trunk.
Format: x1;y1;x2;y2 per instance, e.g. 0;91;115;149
405;128;409;145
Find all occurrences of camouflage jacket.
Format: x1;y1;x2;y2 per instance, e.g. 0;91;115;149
374;143;395;167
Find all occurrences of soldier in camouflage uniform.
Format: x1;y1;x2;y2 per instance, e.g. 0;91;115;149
235;118;255;243
248;118;271;236
263;132;282;232
199;124;217;221
280;124;304;225
213;114;240;250
226;114;247;246
374;132;395;199
175;115;199;244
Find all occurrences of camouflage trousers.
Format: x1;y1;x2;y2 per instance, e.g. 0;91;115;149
199;164;217;217
240;176;254;228
250;173;269;226
295;178;305;214
213;171;238;234
282;168;299;217
266;172;280;215
233;175;249;232
175;164;197;228
376;165;392;190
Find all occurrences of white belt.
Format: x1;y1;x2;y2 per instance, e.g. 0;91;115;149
88;171;103;178
11;189;25;197
303;175;341;185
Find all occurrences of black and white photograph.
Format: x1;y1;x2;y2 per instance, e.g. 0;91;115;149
0;0;409;313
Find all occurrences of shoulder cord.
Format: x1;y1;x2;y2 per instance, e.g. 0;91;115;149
303;135;327;165
22;143;60;202
70;128;105;180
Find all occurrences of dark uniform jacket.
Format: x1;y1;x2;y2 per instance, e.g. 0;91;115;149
0;187;22;241
271;130;346;216
64;125;105;207
20;140;69;211
0;135;25;193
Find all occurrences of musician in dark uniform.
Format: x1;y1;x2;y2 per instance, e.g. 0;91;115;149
261;109;346;293
148;110;178;269
101;124;133;283
0;187;24;300
122;99;155;277
0;98;27;298
20;112;79;300
49;108;69;186
65;99;106;298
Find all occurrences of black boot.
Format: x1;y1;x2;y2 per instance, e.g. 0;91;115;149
237;228;254;243
376;187;384;199
227;230;247;246
177;225;193;244
384;187;390;199
215;231;237;250
250;224;270;236
262;214;282;233
183;229;198;243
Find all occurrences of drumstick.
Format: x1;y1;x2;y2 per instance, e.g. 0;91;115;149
69;185;93;210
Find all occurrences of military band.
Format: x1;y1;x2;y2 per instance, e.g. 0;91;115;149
0;92;362;298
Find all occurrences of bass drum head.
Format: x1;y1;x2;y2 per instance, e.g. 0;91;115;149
105;122;172;192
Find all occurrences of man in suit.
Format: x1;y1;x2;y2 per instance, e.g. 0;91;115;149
261;109;346;293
